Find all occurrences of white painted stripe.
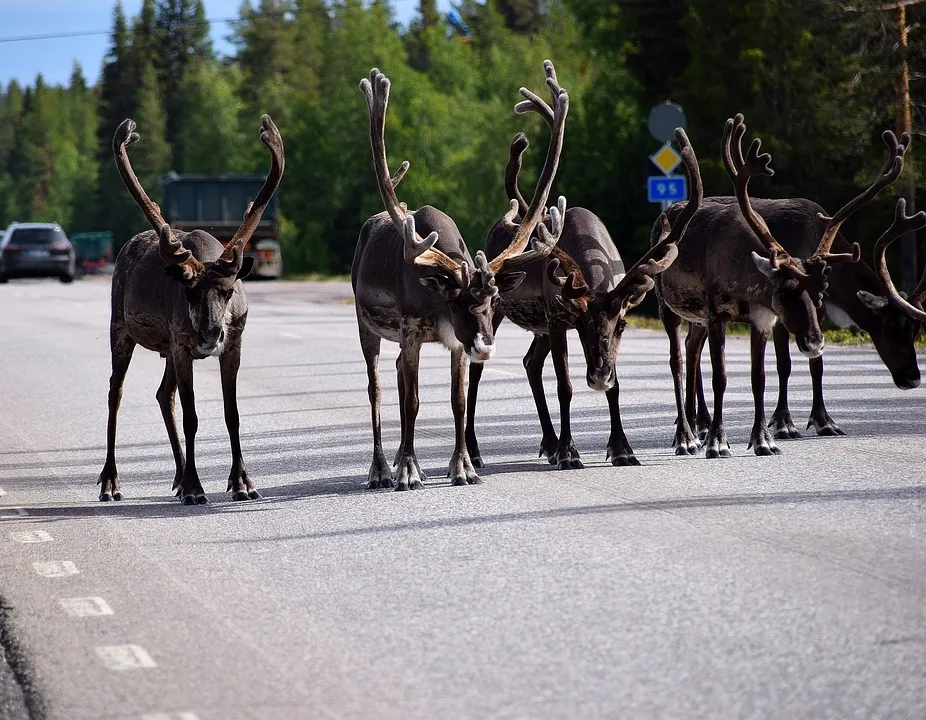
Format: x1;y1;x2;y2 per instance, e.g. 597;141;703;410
0;508;27;518
33;561;79;577
60;597;113;617
9;530;53;543
0;488;6;496
95;645;157;670
141;713;201;720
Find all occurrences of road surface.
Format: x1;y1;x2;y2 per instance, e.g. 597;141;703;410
0;277;924;720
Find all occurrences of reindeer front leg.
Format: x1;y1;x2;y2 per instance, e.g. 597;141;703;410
807;355;846;436
156;357;185;494
523;334;559;463
704;315;731;459
768;323;801;438
465;310;505;468
220;339;260;500
449;346;481;486
748;325;781;456
174;353;207;504
605;376;640;466
686;324;711;440
661;303;699;454
359;322;393;489
98;332;135;501
549;327;583;470
395;338;426;491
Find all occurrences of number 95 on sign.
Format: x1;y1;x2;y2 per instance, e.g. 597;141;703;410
647;175;687;204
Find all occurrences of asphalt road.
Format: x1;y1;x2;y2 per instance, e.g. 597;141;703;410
0;276;924;720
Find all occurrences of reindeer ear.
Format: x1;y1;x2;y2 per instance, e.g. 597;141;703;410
237;256;255;280
420;274;460;298
857;290;889;311
751;251;780;279
495;271;526;293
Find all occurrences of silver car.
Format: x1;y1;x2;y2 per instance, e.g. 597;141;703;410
0;222;76;283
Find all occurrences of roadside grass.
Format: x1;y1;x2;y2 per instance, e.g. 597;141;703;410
281;272;351;282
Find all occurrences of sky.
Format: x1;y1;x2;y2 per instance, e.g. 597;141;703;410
0;0;445;87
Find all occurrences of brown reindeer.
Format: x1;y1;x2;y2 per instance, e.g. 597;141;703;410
97;115;283;504
466;121;703;469
679;130;917;440
656;113;858;458
864;197;926;323
353;64;567;491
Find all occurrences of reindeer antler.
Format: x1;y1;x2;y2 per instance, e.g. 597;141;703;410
546;252;589;299
113;118;204;278
813;130;909;265
360;68;464;286
218;114;285;271
607;128;703;306
489;60;569;275
872;198;926;321
505;133;530;219
722;113;791;269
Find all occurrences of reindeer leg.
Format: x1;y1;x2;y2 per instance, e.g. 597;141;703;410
807;355;846;436
662;305;699;454
448;346;481;486
174;353;207;504
704;316;731;459
747;325;781;456
523;334;559;463
220;338;259;500
394;337;426;491
686;324;711;440
605;374;640;466
549;327;583;470
393;351;406;468
465;310;505;468
359;323;393;489
769;323;801;439
156;357;185;494
98;334;135;501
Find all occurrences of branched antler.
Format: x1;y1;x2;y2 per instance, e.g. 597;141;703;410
360;68;464;285
872;198;926;321
813;130;909;264
546;253;589;299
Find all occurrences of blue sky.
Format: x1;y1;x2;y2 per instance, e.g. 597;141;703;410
0;0;445;87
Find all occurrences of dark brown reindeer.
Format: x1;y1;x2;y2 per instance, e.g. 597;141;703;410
465;80;703;470
97;115;283;504
353;65;566;491
657;113;855;459
680;131;918;441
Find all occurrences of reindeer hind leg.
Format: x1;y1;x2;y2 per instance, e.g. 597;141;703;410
359;321;394;490
98;334;135;501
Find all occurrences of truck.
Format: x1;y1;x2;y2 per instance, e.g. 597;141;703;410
159;173;282;279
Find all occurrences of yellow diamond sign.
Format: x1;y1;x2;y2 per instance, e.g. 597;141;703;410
650;143;682;175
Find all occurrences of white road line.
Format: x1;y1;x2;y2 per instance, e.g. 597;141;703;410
0;488;6;496
484;367;523;378
9;530;53;543
141;713;201;720
0;508;27;518
59;597;113;617
95;645;157;670
281;331;302;338
33;561;79;577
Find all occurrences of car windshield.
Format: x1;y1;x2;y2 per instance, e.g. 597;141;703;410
7;228;63;246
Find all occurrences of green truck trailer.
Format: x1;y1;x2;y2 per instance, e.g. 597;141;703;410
160;173;282;279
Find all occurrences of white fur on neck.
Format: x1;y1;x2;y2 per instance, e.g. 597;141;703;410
749;303;779;334
438;319;462;351
825;301;856;330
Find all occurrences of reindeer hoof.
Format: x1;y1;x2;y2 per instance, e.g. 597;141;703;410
613;455;641;467
248;489;262;500
471;455;484;469
99;492;112;502
181;495;196;506
195;494;208;505
232;491;250;501
112;491;124;501
451;476;468;486
468;475;483;485
705;447;732;459
368;477;395;490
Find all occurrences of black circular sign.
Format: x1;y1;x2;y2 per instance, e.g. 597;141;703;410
648;102;687;143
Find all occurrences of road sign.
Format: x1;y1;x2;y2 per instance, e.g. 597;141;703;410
648;101;687;143
650;143;682;175
647;175;687;204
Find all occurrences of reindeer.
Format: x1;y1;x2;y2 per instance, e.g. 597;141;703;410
679;131;918;441
97;115;284;504
464;71;703;470
353;64;566;491
656;113;859;458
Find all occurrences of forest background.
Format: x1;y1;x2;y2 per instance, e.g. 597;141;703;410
0;0;923;285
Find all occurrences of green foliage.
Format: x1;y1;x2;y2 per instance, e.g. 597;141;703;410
0;0;922;283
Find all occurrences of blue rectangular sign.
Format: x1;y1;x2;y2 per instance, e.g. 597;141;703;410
647;175;687;204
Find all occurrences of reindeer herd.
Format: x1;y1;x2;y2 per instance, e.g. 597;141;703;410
98;60;926;503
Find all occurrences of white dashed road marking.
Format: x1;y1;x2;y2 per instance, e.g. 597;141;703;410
33;560;79;577
59;597;113;617
141;713;201;720
0;507;28;518
9;530;53;543
95;645;157;670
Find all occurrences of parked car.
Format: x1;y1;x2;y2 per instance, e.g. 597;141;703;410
0;222;76;283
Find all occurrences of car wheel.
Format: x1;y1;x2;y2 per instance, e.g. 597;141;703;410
60;274;74;284
0;274;7;284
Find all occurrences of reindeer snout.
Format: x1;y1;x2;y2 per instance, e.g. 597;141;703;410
894;367;921;390
797;336;824;359
587;366;615;392
197;328;225;353
468;333;495;363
